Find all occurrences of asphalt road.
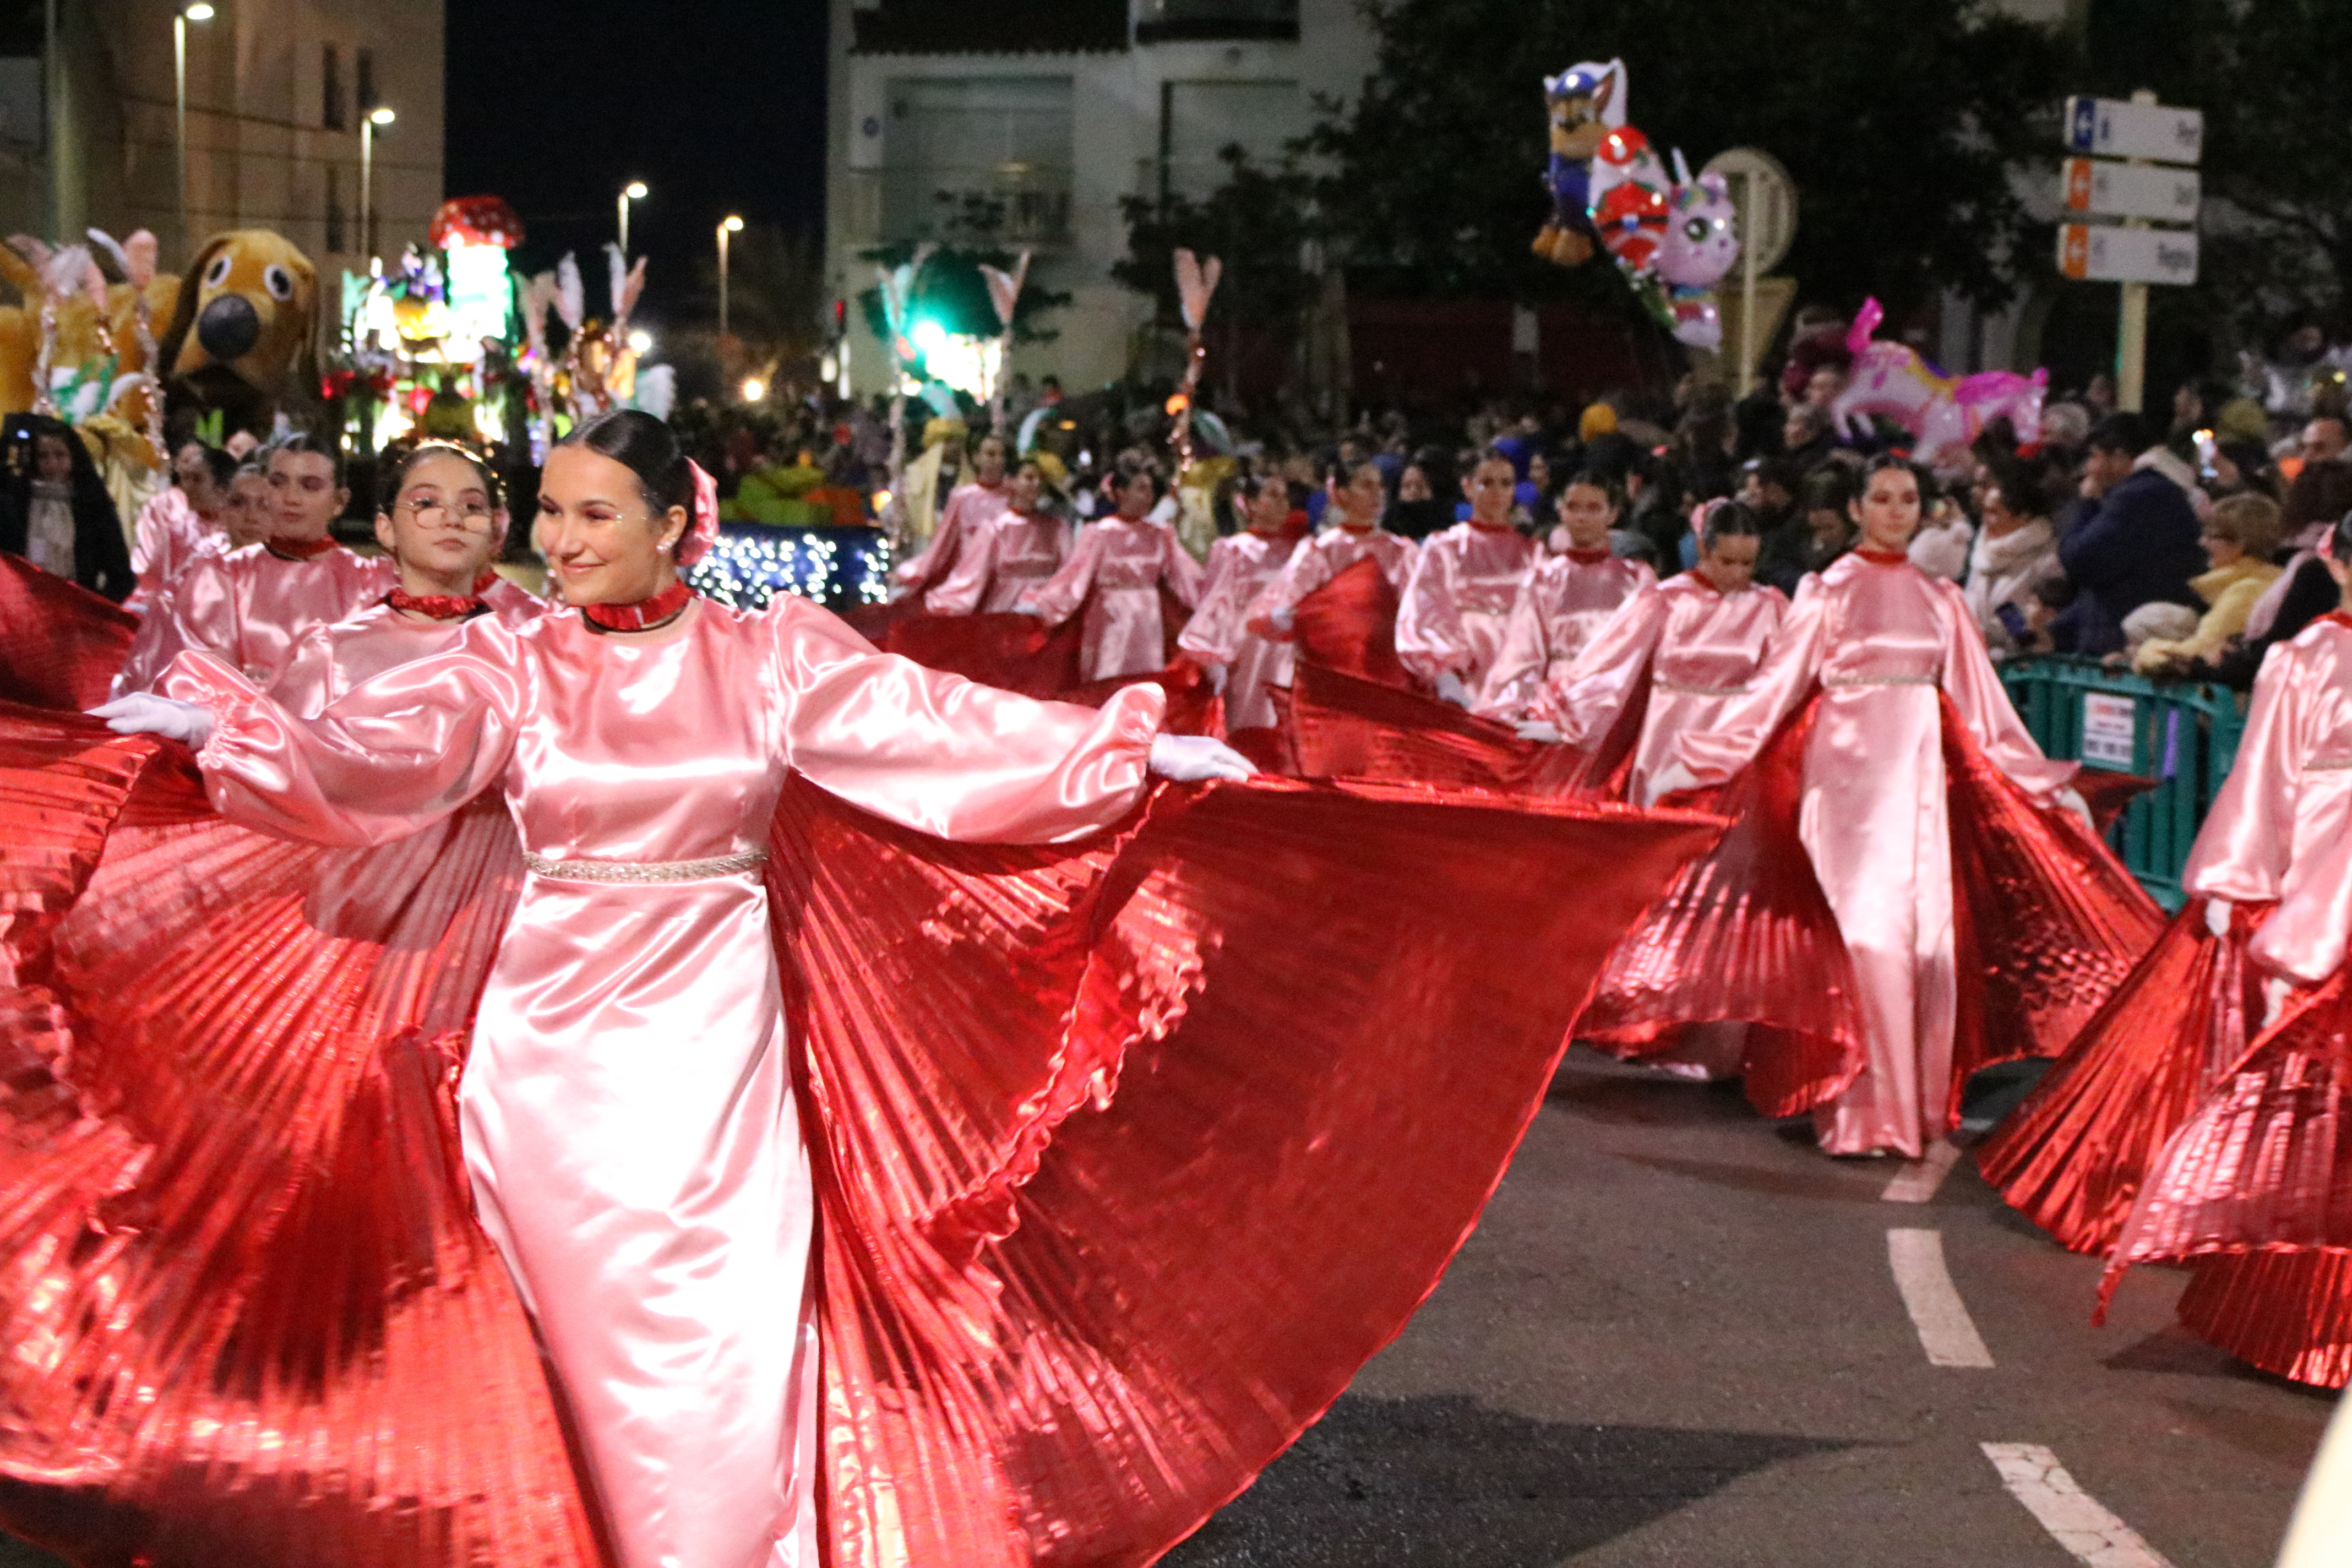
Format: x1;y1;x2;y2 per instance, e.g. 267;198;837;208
1;1055;2327;1568
1163;1052;2332;1568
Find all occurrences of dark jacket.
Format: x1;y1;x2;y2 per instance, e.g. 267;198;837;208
0;415;130;601
2055;465;2204;625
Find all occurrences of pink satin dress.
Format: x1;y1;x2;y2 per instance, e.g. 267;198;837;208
1245;525;1417;633
892;477;1006;594
271;584;549;716
1395;521;1538;693
1675;551;2076;1157
1474;549;1656;720
922;505;1069;616
1020;515;1204;680
1540;572;1789;807
161;598;1162;1568
123;486;219;617
1178;529;1304;730
2185;612;2352;982
114;540;395;696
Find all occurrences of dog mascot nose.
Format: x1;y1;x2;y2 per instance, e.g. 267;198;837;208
195;294;261;361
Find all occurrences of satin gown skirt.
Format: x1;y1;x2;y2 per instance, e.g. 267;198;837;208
1801;684;1957;1157
1080;587;1172;682
461;867;819;1568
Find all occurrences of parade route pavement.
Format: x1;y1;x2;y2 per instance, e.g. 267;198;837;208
1163;1051;2331;1568
0;1053;2325;1568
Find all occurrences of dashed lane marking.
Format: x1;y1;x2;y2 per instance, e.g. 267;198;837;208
1882;1139;1965;1203
1981;1442;2176;1567
1887;1228;1995;1368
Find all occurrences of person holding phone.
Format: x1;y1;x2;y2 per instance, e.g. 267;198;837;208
1961;458;2062;656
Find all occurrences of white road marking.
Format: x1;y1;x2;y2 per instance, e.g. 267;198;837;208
1981;1442;2176;1567
1887;1228;1995;1368
1882;1139;1966;1203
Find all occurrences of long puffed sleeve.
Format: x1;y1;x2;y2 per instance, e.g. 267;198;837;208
1934;576;2077;802
1528;584;1672;745
1020;524;1109;628
1472;573;1554;720
1159;527;1206;609
2248;821;2352;982
158;625;524;848
770;598;1162;845
1672;575;1831;790
923;514;1005;616
1177;538;1248;663
2184;643;2303;903
1394;547;1471;684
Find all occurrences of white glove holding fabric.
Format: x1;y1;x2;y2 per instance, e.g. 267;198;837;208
1149;733;1256;782
1515;720;1563;744
2204;895;2233;941
2263;973;2296;1030
1268;604;1295;634
2055;786;2094;834
1434;671;1473;709
89;694;215;750
1197;661;1229;695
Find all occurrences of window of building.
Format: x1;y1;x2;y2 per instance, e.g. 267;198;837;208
1135;0;1299;44
356;47;375;114
881;77;1074;244
322;43;344;129
325;164;345;252
1158;79;1305;202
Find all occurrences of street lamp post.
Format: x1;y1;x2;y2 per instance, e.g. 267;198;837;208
359;105;394;260
718;214;743;337
618;181;647;255
173;3;214;257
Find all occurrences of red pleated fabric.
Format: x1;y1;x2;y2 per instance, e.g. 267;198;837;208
1975;899;2268;1254
1577;696;1865;1118
884;610;1085;699
1291;556;1411;689
2073;767;2161;836
1943;695;2166;1120
0;707;1723;1567
1284;663;1582;796
0;556;138;712
1061;661;1221;738
791;778;1722;1568
2174;1250;2352;1389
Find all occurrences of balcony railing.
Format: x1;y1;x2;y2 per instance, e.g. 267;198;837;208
879;162;1072;245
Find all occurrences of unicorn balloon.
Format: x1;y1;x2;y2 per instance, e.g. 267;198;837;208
1656;151;1739;349
1828;298;2048;471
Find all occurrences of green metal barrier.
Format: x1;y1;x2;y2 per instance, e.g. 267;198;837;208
1997;656;2245;911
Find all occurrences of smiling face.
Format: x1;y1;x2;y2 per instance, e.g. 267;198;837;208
533;444;688;607
375;449;503;597
1850;466;1923;554
265;449;347;543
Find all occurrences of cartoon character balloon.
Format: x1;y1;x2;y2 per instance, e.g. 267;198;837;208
1532;59;1621;268
1829;298;2048;471
1655;152;1740;350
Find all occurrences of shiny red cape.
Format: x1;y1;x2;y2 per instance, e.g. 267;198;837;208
1974;899;2267;1254
0;553;137;712
1292;555;1409;689
883;610;1084;699
0;704;1721;1567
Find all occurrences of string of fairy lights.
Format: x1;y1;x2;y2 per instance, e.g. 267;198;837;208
686;525;894;612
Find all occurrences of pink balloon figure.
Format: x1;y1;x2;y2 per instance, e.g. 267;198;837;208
1828;298;2048;469
1657;152;1739;349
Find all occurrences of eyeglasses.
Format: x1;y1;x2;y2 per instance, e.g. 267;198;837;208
398;498;498;530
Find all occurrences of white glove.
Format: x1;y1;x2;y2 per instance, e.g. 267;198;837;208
2055;786;2094;834
88;693;215;750
2204;896;2233;941
1149;733;1256;782
1268;604;1295;634
1198;661;1229;695
1515;720;1564;744
1434;671;1473;709
1645;759;1701;802
2263;974;2295;1030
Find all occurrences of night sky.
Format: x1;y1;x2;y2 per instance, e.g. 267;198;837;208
443;0;829;333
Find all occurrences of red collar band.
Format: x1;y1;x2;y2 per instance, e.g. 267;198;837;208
1856;548;1909;564
265;536;339;560
582;578;694;633
1563;547;1611;564
387;588;485;621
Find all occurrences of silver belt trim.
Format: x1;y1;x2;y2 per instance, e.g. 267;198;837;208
523;848;769;883
1824;674;1937;688
1654;678;1750;698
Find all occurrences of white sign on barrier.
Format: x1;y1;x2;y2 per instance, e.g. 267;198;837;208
2064;96;2203;165
2081;692;2137;769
